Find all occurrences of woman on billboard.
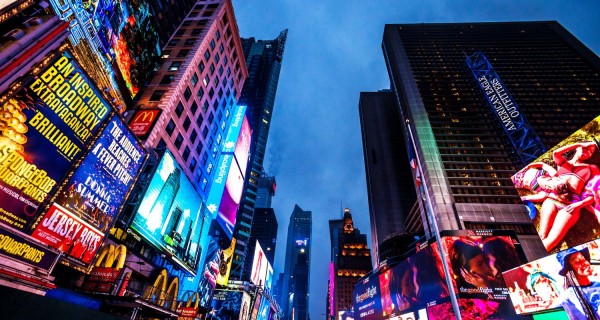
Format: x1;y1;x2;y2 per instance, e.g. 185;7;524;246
537;141;600;251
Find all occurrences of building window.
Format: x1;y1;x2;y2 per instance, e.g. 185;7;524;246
203;75;209;86
196;113;204;126
214;52;220;63
219;43;224;53
182;146;191;161
210;39;216;50
184;87;192;101
203;101;209;113
209;88;215;99
189;158;197;171
208;112;214;124
160;75;174;85
185;39;195;46
218;66;224;75
190;129;198;144
204;49;211;60
149;90;165;101
215;30;221;40
197;87;204;99
175;102;184;117
177;49;189;57
168;39;179;47
191;73;198;87
183;117;191;131
191;101;198;115
169;62;181;71
199;61;205;73
201;152;208;165
166;120;176;136
174;134;183;149
202;126;209;138
192;28;203;35
182;20;192;27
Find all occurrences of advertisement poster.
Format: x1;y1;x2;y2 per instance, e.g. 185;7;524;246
503;238;600;319
251;292;262;320
511;115;600;253
440;230;527;319
84;0;161;98
353;272;383;320
131;150;203;273
215;115;252;241
250;240;269;286
257;296;269;320
210;290;249;320
32;115;145;265
338;310;355;320
0;51;109;231
379;242;449;319
0;226;59;272
265;264;274;292
216;238;236;287
198;235;222;310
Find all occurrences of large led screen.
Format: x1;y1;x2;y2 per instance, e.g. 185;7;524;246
503;238;600;318
85;0;161;98
198;234;222;310
0;51;109;231
31;115;145;265
440;230;527;319
216;238;236;287
354;271;383;320
131;150;203;273
379;242;449;319
257;296;270;320
511;115;600;253
250;240;269;287
204;105;248;243
210;290;251;320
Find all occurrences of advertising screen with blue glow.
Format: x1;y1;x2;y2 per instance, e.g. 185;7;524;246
257;296;270;320
210;290;251;320
131;150;203;274
204;105;249;242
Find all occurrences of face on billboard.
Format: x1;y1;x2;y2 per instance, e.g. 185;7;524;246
379;243;449;318
251;240;269;286
131;151;202;272
32;115;145;264
85;0;161;98
503;238;600;317
511;115;600;253
441;230;527;319
0;52;110;231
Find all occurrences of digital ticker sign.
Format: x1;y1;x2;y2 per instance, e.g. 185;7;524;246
0;51;110;232
31;115;146;265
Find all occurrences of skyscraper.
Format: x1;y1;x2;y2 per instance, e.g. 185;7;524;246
359;90;419;264
247;208;278;266
280;204;312;320
328;209;372;319
230;30;288;280
363;21;600;263
255;174;277;209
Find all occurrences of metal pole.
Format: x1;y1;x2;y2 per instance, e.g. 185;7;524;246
405;119;462;320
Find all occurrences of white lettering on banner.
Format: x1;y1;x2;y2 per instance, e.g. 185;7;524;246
477;76;519;131
214;154;230;185
355;285;377;303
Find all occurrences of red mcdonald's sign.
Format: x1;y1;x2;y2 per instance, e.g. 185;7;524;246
128;109;161;139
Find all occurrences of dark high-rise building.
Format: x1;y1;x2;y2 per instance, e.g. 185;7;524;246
327;209;372;319
365;21;600;262
255;174;277;209
359;90;419;264
230;30;287;280
280;204;312;320
247;208;278;266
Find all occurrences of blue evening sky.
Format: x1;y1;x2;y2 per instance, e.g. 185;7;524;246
232;0;600;317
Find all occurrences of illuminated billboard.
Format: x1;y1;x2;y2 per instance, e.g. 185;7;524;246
0;226;59;272
128;108;161;139
257;296;270;320
198;234;222;310
440;230;527;319
511;115;600;253
338;310;355;320
265;264;274;292
131;150;203;273
0;51;110;232
211;290;252;320
85;0;161;98
503;238;600;317
204;105;248;243
251;240;269;287
216;237;236;287
32;115;145;265
379;242;449;319
353;271;382;320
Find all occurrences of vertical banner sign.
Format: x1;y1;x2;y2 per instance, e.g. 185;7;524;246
0;51;109;231
216;237;236;287
32;115;146;265
466;51;545;165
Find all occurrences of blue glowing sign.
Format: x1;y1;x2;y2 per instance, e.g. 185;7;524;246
466;51;545;165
